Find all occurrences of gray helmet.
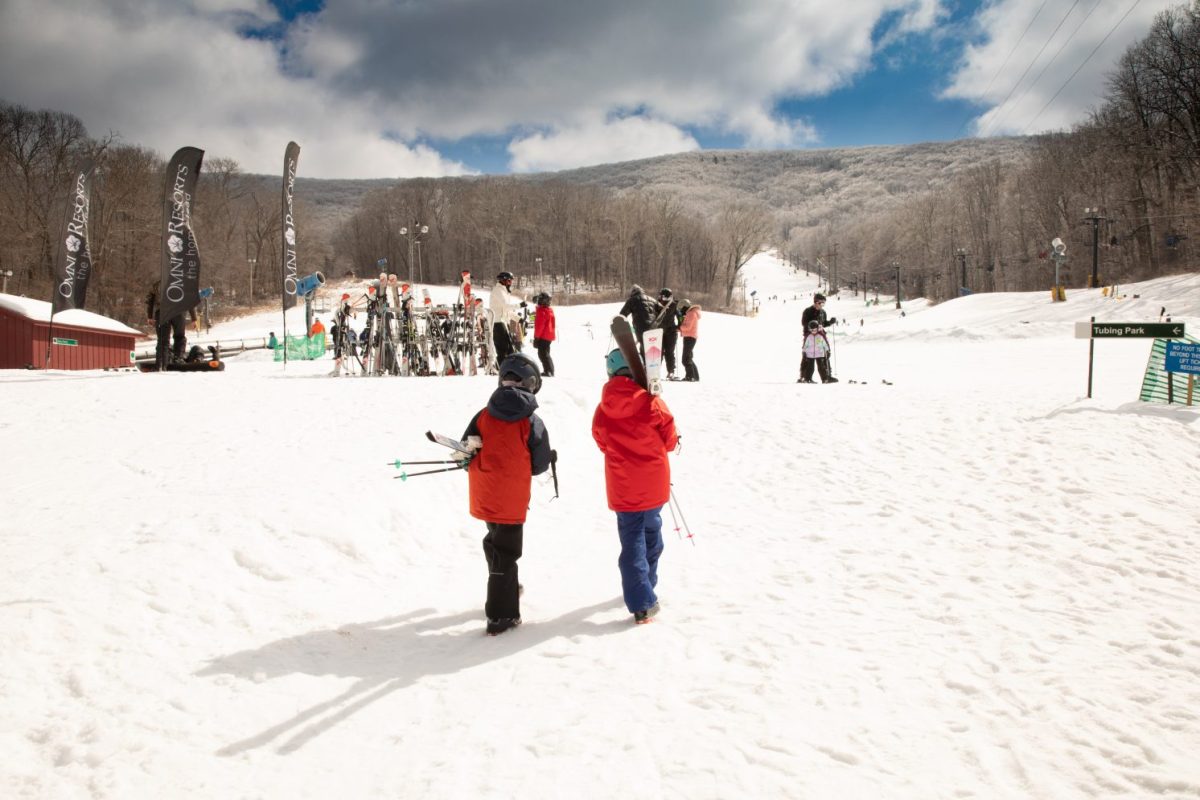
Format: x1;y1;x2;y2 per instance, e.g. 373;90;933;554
498;352;542;394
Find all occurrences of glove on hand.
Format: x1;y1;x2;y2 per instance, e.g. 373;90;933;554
828;317;838;325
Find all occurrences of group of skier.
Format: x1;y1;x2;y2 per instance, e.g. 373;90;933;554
453;347;678;635
619;285;702;382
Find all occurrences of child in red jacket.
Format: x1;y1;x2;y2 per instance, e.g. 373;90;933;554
461;352;553;635
591;349;679;623
533;292;556;377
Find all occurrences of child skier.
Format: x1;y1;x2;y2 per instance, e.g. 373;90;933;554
533;292;556;377
592;349;679;624
678;299;701;382
461;352;553;636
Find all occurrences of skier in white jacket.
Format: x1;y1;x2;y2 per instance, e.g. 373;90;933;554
490;271;524;361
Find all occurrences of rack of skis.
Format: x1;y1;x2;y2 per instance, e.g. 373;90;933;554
334;281;505;377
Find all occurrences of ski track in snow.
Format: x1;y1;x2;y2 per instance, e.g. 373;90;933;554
2;253;1200;798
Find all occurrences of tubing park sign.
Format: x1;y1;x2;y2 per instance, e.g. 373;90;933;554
1074;322;1186;339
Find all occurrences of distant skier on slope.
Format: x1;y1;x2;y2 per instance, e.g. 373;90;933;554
799;293;838;384
654;288;680;380
678;299;702;382
460;352;553;636
592;348;679;624
618;284;660;358
489;271;524;362
533;292;556;377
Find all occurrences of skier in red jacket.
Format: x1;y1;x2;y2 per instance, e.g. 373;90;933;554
461;352;553;635
532;292;556;377
591;348;679;623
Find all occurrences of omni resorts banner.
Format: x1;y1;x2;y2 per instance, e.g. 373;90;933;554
281;141;300;311
158;147;205;325
51;158;96;314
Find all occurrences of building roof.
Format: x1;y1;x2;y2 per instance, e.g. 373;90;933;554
0;293;142;335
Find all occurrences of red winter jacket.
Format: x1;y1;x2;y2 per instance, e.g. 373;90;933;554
534;306;556;341
591;376;678;512
464;387;552;524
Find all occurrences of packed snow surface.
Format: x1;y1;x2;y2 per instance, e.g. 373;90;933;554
3;253;1199;799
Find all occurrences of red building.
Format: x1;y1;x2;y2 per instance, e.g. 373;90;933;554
0;294;141;370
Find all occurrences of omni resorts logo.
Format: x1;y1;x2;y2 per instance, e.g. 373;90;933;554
282;156;299;295
165;163;193;303
57;170;91;300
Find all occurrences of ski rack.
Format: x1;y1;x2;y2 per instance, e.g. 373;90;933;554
338;302;498;377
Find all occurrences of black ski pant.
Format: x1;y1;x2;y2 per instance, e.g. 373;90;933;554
682;336;699;381
800;356;831;382
483;522;523;620
155;314;187;368
534;338;554;376
661;329;678;376
493;322;514;363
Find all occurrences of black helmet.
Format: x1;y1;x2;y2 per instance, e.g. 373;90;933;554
679;299;692;311
497;271;514;284
659;288;673;299
536;292;551;306
498;352;542;394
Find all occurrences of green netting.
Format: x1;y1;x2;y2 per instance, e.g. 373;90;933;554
1139;333;1200;405
273;332;327;361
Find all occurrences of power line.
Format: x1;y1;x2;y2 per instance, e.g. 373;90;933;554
1021;0;1144;134
955;0;1050;138
979;0;1086;137
1005;0;1105;128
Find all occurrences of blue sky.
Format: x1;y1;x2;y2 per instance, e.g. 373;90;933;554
0;0;1181;178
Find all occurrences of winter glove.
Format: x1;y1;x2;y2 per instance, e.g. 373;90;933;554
550;449;558;464
520;301;528;309
454;435;482;463
828;317;838;325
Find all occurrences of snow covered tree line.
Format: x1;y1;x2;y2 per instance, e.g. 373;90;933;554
786;4;1200;301
330;176;772;308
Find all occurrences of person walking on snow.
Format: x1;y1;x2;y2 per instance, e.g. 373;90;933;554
799;292;838;383
489;271;524;363
678;299;701;382
460;352;553;636
533;292;556;377
592;348;679;624
654;288;680;379
618;284;660;358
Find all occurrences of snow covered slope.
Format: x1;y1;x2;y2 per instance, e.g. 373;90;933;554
2;255;1198;799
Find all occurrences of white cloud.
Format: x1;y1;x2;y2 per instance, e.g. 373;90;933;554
1;0;951;176
508;116;700;173
0;0;470;177
943;0;1178;136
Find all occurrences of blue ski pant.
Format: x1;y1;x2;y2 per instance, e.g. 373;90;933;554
616;507;664;614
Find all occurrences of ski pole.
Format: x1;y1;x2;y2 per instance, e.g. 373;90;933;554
666;490;683;540
549;449;559;500
669;488;695;545
393;464;467;481
386;459;460;468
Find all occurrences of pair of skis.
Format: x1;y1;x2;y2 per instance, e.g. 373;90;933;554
611;317;665;395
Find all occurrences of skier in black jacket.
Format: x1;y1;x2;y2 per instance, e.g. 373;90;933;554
800;293;838;383
619;284;660;358
653;288;680;379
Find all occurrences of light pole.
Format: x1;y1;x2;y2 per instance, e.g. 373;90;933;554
400;223;428;285
1;269;12;294
955;248;968;295
1083;207;1104;287
247;257;256;302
